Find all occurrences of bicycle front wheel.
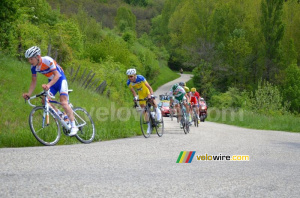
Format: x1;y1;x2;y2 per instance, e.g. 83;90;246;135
193;111;199;127
140;110;151;138
155;116;164;137
29;106;61;146
73;107;95;144
170;108;173;121
181;113;187;134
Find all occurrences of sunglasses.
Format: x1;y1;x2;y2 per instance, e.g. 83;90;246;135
128;75;135;78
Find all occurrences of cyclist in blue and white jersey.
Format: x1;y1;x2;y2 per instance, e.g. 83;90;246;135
22;46;78;136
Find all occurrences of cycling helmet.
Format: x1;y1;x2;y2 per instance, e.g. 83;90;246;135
191;88;196;92
126;69;136;75
172;83;179;91
179;82;185;86
200;97;205;101
184;86;190;93
25;46;41;58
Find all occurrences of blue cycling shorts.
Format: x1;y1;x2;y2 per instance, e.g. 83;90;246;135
49;77;68;97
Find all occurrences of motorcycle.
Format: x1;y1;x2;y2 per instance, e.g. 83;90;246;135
199;99;207;122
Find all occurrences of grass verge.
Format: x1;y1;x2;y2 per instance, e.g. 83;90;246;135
207;108;300;132
150;65;180;91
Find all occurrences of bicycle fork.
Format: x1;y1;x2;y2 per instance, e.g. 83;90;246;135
42;98;50;128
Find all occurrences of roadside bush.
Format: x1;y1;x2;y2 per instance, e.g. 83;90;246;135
281;64;300;113
210;87;250;109
250;81;290;115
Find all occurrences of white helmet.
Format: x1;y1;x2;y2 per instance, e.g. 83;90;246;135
126;69;136;75
25;46;41;58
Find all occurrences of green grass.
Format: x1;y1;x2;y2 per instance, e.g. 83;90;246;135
0;55;179;147
207;108;300;132
185;78;195;89
150;65;180;91
0;54;141;147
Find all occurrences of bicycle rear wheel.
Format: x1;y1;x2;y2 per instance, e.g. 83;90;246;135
193;110;199;127
73;107;95;144
170;108;173;121
181;113;187;134
29;106;61;146
140;110;151;138
186;113;190;133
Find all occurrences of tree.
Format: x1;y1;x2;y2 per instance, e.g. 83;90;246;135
192;60;216;100
115;7;136;32
282;0;300;64
282;64;300;112
260;0;285;82
209;2;239;44
151;0;181;46
123;0;150;7
225;29;252;89
0;0;20;52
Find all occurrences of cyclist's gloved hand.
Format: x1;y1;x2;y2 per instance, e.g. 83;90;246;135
151;95;155;99
23;93;30;100
134;96;138;101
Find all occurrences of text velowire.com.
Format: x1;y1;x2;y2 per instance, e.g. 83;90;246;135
176;151;250;163
196;154;250;161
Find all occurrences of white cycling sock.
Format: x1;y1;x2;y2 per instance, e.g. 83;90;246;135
147;122;151;133
71;121;76;127
156;107;161;120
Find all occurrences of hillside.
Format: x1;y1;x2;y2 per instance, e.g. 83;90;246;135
46;0;165;36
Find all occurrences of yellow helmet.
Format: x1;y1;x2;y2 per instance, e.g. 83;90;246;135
184;86;190;93
191;88;196;92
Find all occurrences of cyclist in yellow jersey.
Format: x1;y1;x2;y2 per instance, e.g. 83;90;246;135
184;86;193;123
126;69;161;134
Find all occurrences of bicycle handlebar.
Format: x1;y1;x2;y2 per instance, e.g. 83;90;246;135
26;90;55;107
135;96;157;101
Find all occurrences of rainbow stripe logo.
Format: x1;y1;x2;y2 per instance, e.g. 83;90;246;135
176;151;196;163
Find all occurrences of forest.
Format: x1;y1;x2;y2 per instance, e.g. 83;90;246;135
1;0;300;115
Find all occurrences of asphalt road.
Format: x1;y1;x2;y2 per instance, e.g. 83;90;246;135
0;74;299;197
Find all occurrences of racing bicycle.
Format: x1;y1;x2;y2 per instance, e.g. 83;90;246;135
136;97;164;138
179;101;190;134
26;90;95;146
169;102;176;121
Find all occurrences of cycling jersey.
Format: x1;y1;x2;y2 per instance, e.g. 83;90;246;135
190;91;200;105
168;86;186;102
127;75;150;105
31;56;65;80
31;56;68;96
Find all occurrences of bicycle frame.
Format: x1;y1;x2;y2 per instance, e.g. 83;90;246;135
179;102;187;119
135;96;164;138
139;98;155;124
27;90;86;130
